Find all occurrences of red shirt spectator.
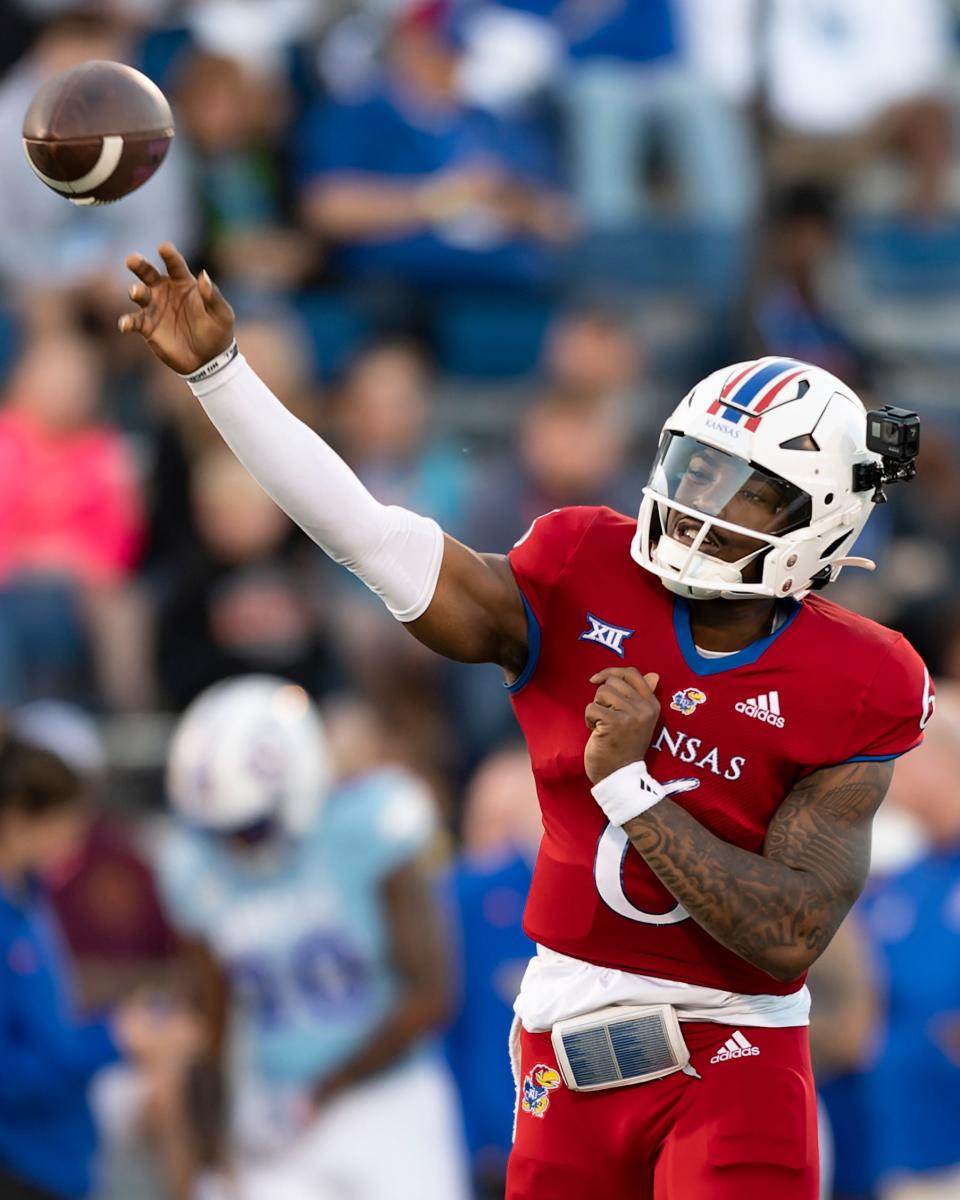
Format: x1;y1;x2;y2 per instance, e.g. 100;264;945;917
0;333;144;585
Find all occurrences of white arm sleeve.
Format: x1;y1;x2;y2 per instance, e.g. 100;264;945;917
184;345;444;622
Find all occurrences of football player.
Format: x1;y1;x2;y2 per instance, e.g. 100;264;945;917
121;245;933;1200
156;676;469;1200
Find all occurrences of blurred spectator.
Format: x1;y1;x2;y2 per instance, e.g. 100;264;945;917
677;0;758;107
321;693;393;781
540;303;651;432
0;731;199;1200
9;700;175;1011
0;10;195;309
332;337;469;531
446;744;540;1199
296;1;573;291
172;50;318;295
465;385;643;552
807;915;879;1084
454;4;562;113
845;431;960;631
0;331;153;710
156;677;469;1200
8;699;191;1200
764;0;954;217
750;184;866;386
499;0;757;228
892;431;960;567
850;687;960;1198
806;914;879;1200
897;590;960;686
0;333;142;586
154;448;339;709
181;0;324;69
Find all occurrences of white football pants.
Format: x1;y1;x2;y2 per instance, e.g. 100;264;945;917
199;1056;470;1200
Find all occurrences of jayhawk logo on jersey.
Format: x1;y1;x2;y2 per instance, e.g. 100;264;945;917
670;687;707;716
521;1064;562;1118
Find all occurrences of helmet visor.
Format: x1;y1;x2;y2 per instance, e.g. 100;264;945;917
650;434;812;537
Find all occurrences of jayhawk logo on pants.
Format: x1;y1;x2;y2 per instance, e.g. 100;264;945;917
521;1064;562;1118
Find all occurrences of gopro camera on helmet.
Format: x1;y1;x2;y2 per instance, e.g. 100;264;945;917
866;407;920;463
854;406;920;502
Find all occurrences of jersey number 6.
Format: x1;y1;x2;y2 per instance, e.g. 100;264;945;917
594;777;700;925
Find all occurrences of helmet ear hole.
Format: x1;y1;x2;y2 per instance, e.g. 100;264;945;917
820;531;853;560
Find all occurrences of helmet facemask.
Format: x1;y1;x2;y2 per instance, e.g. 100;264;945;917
634;434;814;600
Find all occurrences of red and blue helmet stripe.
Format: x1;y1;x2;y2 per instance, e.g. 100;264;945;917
707;359;807;431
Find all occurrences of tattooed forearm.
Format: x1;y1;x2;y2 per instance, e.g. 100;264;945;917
621;761;894;981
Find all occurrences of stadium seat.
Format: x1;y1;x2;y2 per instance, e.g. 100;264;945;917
434;294;555;379
559;222;749;308
294;292;373;381
849;219;960;296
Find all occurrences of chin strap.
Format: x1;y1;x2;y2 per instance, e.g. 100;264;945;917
654;532;766;601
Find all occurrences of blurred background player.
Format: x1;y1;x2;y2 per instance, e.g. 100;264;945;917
157;675;469;1200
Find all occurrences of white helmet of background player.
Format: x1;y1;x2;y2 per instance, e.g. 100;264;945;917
632;357;883;601
167;676;330;838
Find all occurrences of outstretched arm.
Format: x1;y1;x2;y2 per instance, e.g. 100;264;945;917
311;855;451;1106
118;245;527;675
584;666;893;982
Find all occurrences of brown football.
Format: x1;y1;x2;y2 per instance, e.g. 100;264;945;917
22;60;174;206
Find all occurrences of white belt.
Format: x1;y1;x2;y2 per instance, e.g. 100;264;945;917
550;1004;701;1092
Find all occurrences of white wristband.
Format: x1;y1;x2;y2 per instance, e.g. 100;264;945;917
180;339;239;386
591;761;665;826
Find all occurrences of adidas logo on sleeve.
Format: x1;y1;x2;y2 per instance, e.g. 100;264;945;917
735;691;785;728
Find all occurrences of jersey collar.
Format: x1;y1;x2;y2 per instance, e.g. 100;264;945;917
672;596;802;676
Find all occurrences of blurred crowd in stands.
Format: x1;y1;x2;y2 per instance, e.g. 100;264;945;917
2;1;960;1198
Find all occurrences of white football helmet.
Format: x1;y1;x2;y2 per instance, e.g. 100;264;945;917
633;357;882;600
167;676;330;837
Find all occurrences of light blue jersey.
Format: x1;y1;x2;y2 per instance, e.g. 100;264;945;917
157;769;435;1086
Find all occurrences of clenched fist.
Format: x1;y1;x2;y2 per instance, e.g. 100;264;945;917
584;667;661;785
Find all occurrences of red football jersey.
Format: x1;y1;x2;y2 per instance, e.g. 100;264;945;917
507;506;933;996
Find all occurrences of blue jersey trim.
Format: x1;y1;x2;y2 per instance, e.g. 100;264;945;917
841;744;921;764
505;591;541;695
812;739;924;773
672;596;802;676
